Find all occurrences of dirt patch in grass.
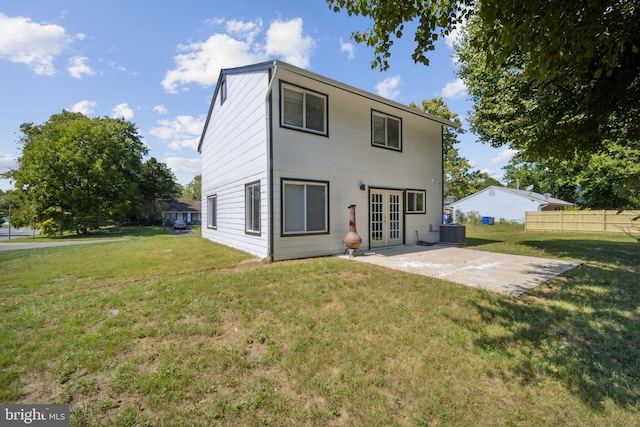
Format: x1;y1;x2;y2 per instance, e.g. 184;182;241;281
17;372;64;404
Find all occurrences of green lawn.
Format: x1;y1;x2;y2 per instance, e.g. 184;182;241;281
1;225;638;426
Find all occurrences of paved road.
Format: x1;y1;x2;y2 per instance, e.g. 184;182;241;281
0;227;40;241
0;240;126;251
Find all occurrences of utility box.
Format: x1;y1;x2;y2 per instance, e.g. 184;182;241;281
440;224;466;246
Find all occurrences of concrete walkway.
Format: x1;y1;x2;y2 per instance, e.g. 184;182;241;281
339;245;581;297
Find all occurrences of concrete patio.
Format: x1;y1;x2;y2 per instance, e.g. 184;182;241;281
338;244;581;297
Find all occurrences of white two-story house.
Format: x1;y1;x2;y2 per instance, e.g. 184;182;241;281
198;60;456;261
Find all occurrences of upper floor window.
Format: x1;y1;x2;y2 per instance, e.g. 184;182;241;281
281;83;328;135
220;78;227;104
372;111;402;151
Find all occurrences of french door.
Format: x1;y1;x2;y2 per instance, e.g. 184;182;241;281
370;189;404;248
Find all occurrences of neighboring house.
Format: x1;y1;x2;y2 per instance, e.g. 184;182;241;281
198;60;457;261
448;186;574;224
161;199;202;224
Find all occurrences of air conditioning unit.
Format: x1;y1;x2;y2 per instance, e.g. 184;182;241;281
440;224;466;246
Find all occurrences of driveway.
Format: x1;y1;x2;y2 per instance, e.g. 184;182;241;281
339;245;581;297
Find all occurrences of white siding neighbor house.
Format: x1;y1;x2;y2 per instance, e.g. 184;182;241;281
448;186;574;224
198;60;456;261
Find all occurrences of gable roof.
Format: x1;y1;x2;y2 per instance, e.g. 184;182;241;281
197;60;459;153
161;199;202;212
450;186;574;207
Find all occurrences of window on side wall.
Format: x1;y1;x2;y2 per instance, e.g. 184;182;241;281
406;190;426;214
372;110;402;151
281;83;328;135
207;195;217;229
245;181;260;235
220;78;227;104
282;179;329;235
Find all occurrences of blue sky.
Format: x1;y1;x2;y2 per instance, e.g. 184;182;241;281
0;0;516;192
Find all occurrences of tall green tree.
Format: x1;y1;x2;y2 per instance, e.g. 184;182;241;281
328;0;640;159
503;145;640;210
411;98;500;200
181;175;201;200
139;157;181;203
136;157;182;225
8;111;148;235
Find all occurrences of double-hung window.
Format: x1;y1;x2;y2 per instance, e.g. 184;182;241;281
282;179;329;235
245;181;260;235
207;195;217;229
406;190;426;214
372;110;402;150
281;83;328;135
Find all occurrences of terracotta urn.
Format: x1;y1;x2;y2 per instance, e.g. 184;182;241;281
343;204;362;257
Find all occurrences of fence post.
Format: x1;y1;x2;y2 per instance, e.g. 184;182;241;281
602;210;607;233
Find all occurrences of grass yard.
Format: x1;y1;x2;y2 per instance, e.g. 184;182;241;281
1;225;638;426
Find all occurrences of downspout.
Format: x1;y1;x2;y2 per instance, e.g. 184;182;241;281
265;62;278;261
441;125;445;226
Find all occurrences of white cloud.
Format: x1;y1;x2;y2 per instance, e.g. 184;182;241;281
68;56;95;79
340;37;355;60
441;78;467;99
375;75;401;100
444;26;462;50
161;17;315;93
226;18;263;44
0;150;16;171
111;103;134;120
69;100;97;115
0;13;71;75
161;34;262;93
153;104;168;115
264;18;315;68
491;148;518;165
165;157;201;174
149;115;205;151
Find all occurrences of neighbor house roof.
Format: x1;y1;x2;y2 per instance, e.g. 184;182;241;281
161;199;201;212
449;186;574;208
197;60;460;153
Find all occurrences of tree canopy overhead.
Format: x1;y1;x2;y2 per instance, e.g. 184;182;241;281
329;0;640;160
412;98;500;200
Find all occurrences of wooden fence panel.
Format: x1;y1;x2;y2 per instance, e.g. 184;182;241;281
525;210;640;234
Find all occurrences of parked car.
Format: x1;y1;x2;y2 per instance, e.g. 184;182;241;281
172;219;187;229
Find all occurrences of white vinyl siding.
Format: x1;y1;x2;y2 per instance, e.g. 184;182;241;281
200;70;270;258
449;187;543;224
281;83;328;135
282;180;328;234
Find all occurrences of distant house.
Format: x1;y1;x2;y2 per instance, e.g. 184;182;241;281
161;199;201;224
197;60;457;261
448;186;574;224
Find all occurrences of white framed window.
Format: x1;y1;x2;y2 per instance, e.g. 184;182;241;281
207;195;217;229
372;110;402;151
282;179;329;235
281;82;328;135
406;190;426;214
245;181;260;235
